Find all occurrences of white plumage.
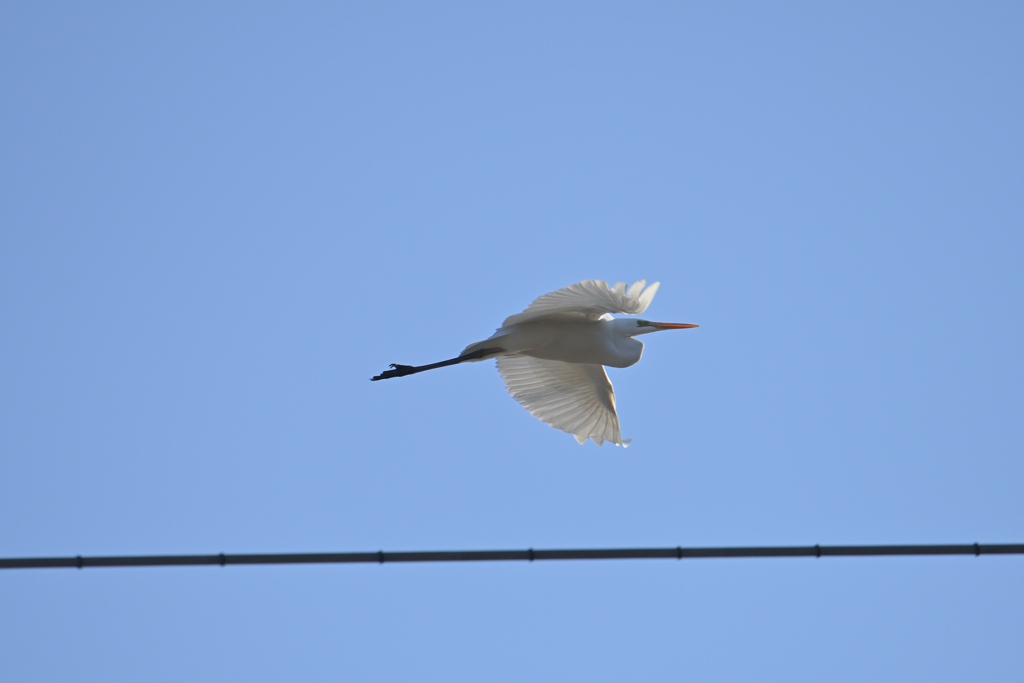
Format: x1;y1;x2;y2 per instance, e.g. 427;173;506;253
496;354;626;446
372;279;697;446
502;279;660;327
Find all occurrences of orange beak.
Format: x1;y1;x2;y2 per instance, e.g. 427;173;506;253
652;322;699;329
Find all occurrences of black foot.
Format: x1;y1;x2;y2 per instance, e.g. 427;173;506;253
371;363;415;381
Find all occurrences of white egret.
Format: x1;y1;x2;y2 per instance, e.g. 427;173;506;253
372;279;697;446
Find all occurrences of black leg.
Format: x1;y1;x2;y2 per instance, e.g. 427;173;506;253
370;348;505;381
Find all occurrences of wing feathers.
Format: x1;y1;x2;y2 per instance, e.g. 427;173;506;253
502;279;660;327
637;281;660;312
496;354;629;447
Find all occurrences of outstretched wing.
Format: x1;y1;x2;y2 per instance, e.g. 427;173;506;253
496;354;631;447
502;279;660;327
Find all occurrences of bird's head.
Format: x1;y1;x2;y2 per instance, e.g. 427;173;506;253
626;318;699;337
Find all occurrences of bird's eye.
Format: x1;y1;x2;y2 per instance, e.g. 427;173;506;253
636;320;648;327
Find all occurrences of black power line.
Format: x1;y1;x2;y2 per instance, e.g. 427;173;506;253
2;543;1023;570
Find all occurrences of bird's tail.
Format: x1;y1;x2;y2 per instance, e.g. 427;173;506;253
459;338;510;361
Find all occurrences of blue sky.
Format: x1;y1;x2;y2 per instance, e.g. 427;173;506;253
2;2;1022;680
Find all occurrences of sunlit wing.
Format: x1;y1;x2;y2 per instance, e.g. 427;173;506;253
501;279;660;327
496;354;631;447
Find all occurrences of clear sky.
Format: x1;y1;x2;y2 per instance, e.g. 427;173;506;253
2;3;1022;681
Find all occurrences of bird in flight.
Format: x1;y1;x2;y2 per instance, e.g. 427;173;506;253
372;279;697;446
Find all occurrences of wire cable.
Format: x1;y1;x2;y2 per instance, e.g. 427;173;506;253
2;543;1022;570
